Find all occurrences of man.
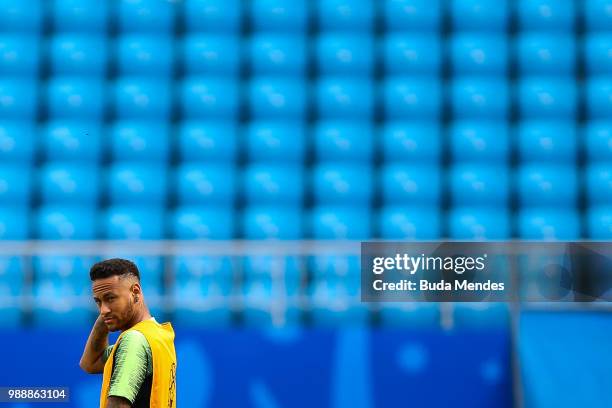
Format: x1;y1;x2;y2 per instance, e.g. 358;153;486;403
79;258;177;408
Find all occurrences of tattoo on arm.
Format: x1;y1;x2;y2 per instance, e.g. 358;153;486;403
106;396;132;408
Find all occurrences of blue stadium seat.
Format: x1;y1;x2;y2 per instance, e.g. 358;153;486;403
242;276;302;326
0;207;28;239
316;0;373;31
0;165;31;205
310;254;360;282
0;79;36;118
184;0;241;33
381;121;441;163
383;0;441;32
245;279;300;319
32;280;92;327
180;77;239;119
177;121;237;163
308;270;369;327
518;209;580;240
170;206;235;239
585;34;612;76
316;34;373;75
173;265;223;324
0;36;39;76
39;163;99;205
588;206;612;238
172;276;233;326
34;256;93;285
584;121;612;162
108;164;167;205
0;256;25;292
584;0;612;32
103;206;164;239
0;0;42;32
243;206;303;239
379;302;440;327
518;34;575;76
518;165;577;207
308;279;368;325
251;0;308;31
249;77;306;119
36;206;97;239
384;77;441;119
174;255;233;281
42;121;102;162
380;164;440;205
52;0;109;32
309;206;371;239
453;303;510;328
250;34;306;75
449;208;510;239
314;120;373;162
243;165;303;205
587;164;612;205
245;120;305;162
174;164;235;205
517;120;576;162
47;78;104;119
49;35;107;75
519;78;577;119
181;35;240;75
383;34;440;75
114;78;171;119
451;0;508;31
451;34;507;75
377;206;440;239
312;164;372;205
243;256;302;293
117;0;175;33
109;121;169;162
450;165;509;206
517;0;574;31
451;78;509;119
0;121;34;163
449;121;509;163
316;78;373;119
116;35;174;76
587;77;612;119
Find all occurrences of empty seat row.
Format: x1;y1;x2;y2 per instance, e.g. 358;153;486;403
5;77;612;119
0;205;610;240
1;163;611;207
3;120;611;164
3;1;612;34
4;33;612;77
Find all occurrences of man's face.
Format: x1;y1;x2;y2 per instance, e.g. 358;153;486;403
92;275;138;332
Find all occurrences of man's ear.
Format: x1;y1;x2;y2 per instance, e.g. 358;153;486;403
130;282;142;302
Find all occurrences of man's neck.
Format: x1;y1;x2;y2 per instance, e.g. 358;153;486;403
123;307;152;332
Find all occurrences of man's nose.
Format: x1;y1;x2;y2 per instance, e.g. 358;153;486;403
100;303;111;315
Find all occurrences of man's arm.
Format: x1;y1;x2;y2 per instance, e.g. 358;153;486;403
79;315;109;374
106;396;132;408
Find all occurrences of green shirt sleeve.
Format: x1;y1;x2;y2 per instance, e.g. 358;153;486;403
106;330;152;404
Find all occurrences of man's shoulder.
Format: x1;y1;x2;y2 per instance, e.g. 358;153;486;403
119;329;149;350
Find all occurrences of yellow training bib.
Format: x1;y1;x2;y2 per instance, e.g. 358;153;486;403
100;319;177;408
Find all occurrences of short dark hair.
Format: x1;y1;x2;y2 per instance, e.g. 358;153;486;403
90;258;140;282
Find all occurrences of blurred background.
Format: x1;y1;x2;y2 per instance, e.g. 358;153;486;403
0;0;611;406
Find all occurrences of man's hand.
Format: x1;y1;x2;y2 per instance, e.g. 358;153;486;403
79;314;110;374
106;396;132;407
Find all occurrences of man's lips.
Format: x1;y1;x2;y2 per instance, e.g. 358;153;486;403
103;318;115;323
